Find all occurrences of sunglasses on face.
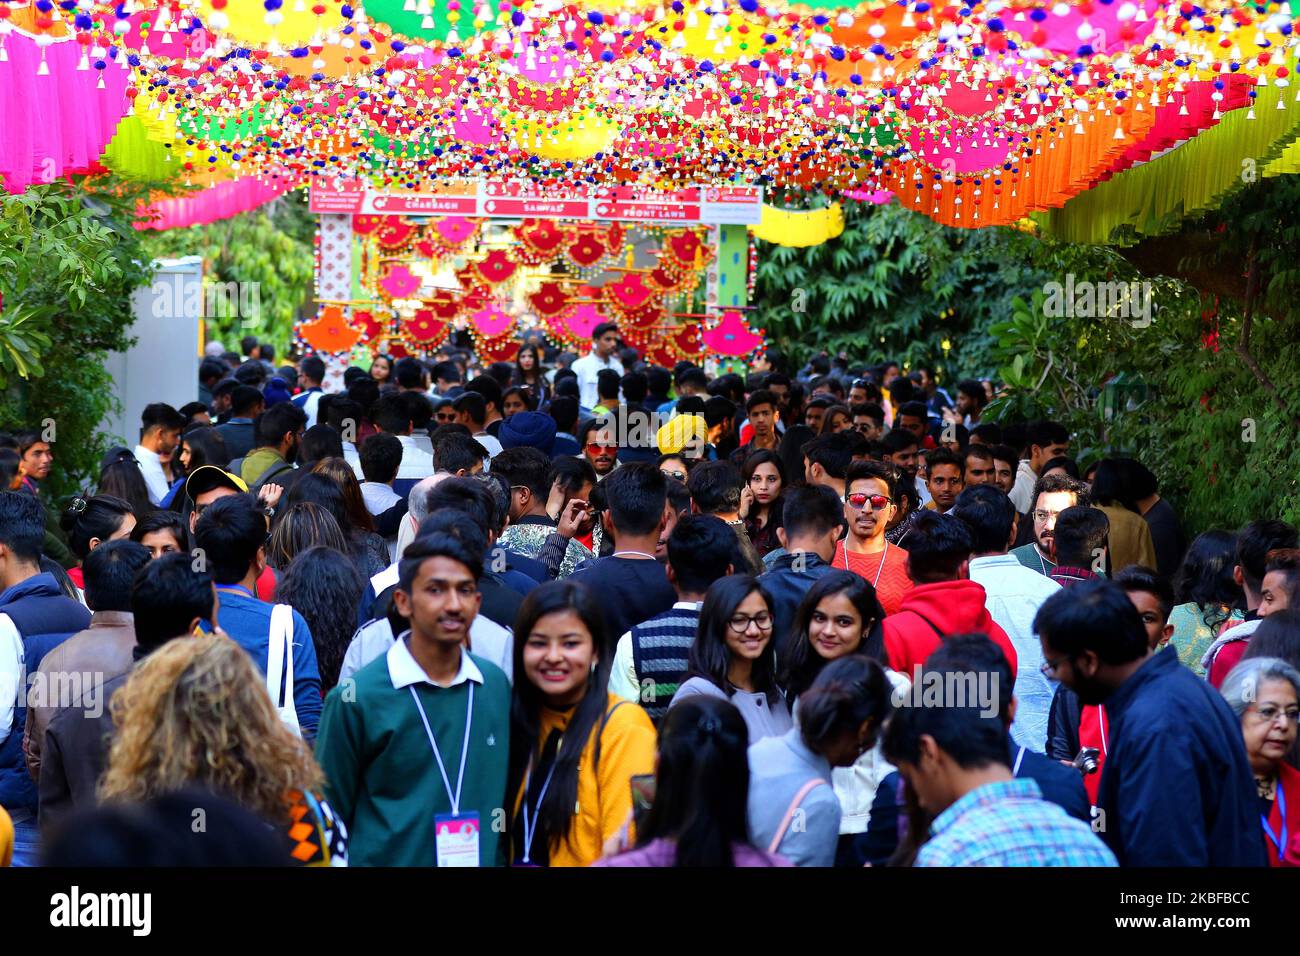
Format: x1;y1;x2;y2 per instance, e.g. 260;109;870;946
587;443;618;455
846;493;890;511
661;469;687;481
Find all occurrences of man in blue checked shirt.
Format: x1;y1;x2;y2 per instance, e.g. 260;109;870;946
881;654;1116;867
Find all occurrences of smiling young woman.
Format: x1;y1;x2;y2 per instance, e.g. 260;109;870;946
508;581;656;868
780;571;887;705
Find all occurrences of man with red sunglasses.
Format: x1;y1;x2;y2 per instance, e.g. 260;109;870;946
580;419;619;479
832;460;914;616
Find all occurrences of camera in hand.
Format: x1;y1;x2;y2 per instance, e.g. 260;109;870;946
1072;746;1101;775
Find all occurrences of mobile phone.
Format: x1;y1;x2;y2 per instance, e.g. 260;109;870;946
630;774;656;813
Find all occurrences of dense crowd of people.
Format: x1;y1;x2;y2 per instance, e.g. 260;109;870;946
1;322;1297;869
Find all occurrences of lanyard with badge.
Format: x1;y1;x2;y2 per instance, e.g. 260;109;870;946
410;684;480;867
1262;785;1288;859
518;736;563;866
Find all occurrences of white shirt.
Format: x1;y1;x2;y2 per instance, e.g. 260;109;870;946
0;613;22;746
342;441;363;481
340;614;513;685
361;481;402;516
474;431;504;462
292;387;324;429
1009;460;1038;513
395;434;435;482
133;444;170;505
968;553;1062;752
570;351;624;409
609;600;702;703
386;630;484;690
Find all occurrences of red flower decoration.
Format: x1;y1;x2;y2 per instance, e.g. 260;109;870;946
473;248;519;286
567;232;609;268
405;309;447;344
604;274;655;311
519;219;566;257
530;281;571;318
352;309;387;342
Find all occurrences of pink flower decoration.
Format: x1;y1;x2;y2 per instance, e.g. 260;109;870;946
564;303;607;341
380;264;422;299
471;306;515;338
436;217;479;245
701;311;763;357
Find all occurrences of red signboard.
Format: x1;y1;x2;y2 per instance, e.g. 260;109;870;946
309;184;365;214
594;201;702;222
363;193;480;216
482;197;592;218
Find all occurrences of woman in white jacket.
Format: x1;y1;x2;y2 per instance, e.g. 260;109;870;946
782;571;909;864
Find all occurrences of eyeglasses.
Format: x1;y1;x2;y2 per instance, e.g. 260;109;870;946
1039;654;1071;678
587;443;618;455
846;493;890;511
661;469;687;481
728;612;773;633
1032;509;1064;523
1250;704;1300;726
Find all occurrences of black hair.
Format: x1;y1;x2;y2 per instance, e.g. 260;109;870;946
514;344;545;385
299;424;344;463
131;552;216;653
254;402;306;448
129;509;191;553
325;397;364;435
951;484;1016;554
702;395;736;431
267;502;349;572
896;401;928;424
989;442;1019;470
234;362;267;388
882;429;919;455
465;374;503;413
882;670;1010;771
96;461;153;521
501;386;539;414
746;389;777;414
230;385;266;417
393;357;426;390
1114;564;1175;624
370;394;413;436
592;321;619;340
285;472;358;539
140;403;186;438
1053;505;1110;569
1236;519;1299;591
596;368;621;401
971;423;1004;445
620;371;648;405
400;391;434;431
453;391;488;427
956;379;987;407
82;539;151;613
359;432;403;484
603;462;667;536
433;432;488;474
781;571;887;701
740;449;786;503
1029;473;1092;512
398;529;484;593
674;396;706;417
548;396;579;434
844;459;898;502
851;402;885;425
666;515;736;594
178;402;210;427
1040;455;1080;480
687;460;743;516
799;655;894;756
902;511;974;583
1027;420;1070;452
420;477;497;543
199;358;228;385
1174;529;1244;624
1241;610;1300;673
776;424;815;487
780;484;845;541
193;493;267;585
922;632;1013;723
508;580;614;859
0;448;20;491
276;546;364;691
550;456;597;496
686;576;781;706
60;494;135;560
802;433;856;480
676;368;708;393
431;360;461;385
1033;577;1148;665
491;446;553;500
346;376;381;412
925;446;964;476
634;696;758;867
181;426;230;472
299;355;326;384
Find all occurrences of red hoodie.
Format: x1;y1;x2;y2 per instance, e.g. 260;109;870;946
882;579;1019;675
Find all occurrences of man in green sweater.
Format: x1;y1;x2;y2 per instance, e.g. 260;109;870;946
315;532;512;866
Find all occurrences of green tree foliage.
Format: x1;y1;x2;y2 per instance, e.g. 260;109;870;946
0;180;157;501
749;199;1051;379
139;189;315;355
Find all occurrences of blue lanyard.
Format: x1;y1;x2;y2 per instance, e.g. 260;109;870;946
1262;784;1288;858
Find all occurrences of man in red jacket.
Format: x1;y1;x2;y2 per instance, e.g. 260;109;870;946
882;510;1018;677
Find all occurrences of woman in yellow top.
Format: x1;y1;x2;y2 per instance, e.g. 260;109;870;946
0;804;12;867
509;581;656;867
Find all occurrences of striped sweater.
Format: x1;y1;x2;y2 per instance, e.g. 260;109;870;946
629;605;701;723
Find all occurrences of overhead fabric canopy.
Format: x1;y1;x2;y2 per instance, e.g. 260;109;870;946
0;0;1295;234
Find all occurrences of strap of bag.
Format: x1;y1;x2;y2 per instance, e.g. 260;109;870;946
592;700;628;775
266;604;289;706
0;612;22;740
767;778;828;856
908;610;946;639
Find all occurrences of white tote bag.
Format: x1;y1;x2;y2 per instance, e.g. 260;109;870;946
265;604;302;738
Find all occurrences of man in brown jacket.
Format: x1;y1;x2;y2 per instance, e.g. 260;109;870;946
23;540;149;783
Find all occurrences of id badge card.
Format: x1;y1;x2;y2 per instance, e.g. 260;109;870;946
435;812;481;867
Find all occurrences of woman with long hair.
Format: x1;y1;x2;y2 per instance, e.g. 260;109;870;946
275;546;364;692
513;343;549;402
59;494;136;590
777;424;814;489
369;353;393;386
501;385;538;418
1170;529;1245;673
267;502;352;572
286;469;387;576
595;697;789;867
671;575;791;744
179;425;231;473
129;509;191;559
739;449;786;558
508;581;656;868
748;655;895;866
97;459;153;521
818;404;853;435
781;571;887;702
98;636;346;865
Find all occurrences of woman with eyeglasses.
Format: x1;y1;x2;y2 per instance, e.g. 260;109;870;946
834;461;914;615
670;576;791;744
1219;657;1300;865
739;449;786;558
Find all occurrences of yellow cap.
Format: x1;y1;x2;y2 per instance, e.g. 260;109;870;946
656;414;707;457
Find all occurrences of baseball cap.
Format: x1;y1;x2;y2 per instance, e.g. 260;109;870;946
184;465;249;501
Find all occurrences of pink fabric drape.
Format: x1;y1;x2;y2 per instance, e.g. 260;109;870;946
137;177;295;230
0;32;130;193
